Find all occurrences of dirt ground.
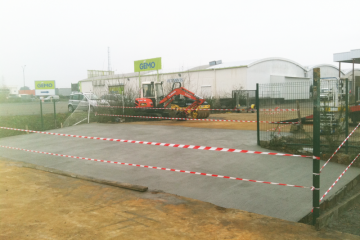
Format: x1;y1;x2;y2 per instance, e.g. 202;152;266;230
124;111;313;133
1;158;359;240
126;113;260;131
125;112;360;140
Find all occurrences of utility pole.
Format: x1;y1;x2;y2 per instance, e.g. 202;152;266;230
22;65;26;87
108;47;111;71
1;76;5;88
312;68;321;225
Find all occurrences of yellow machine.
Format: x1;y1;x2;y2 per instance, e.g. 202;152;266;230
169;104;210;119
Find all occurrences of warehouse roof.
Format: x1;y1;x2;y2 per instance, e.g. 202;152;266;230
143;57;308;76
304;64;345;74
342;68;360;75
206;57;307;71
80;70;153;81
79;57;341;81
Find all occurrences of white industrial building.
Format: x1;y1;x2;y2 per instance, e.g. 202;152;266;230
79;57;344;100
334;49;360;101
343;68;360;79
305;64;344;81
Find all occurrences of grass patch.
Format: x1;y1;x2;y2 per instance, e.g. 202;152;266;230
0;113;71;138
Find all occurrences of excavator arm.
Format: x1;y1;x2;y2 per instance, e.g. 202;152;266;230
159;87;205;110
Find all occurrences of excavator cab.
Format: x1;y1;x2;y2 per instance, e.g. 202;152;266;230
172;82;181;90
137;81;164;108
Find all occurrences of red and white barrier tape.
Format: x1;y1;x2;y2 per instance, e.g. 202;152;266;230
95;113;299;124
264;112;282;115
264;111;298;115
0;145;313;189
98;105;247;111
263;107;299;115
321;123;360;172
97;105;298;112
320;153;360;202
261;108;299;112
266;123;293;132
0;127;318;160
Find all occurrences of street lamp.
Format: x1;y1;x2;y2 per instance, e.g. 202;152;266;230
22;65;26;87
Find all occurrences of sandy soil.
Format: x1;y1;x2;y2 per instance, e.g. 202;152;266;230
124;112;302;132
1;158;359;240
126;113;259;131
124;113;360;140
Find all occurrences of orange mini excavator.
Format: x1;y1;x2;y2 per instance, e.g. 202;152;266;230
135;81;210;119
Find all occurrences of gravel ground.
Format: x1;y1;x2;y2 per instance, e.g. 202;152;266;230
326;185;360;236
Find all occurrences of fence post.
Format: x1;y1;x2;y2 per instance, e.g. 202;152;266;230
345;78;349;153
312;68;321;225
53;99;57;128
122;94;125;115
40;99;44;130
88;101;90;124
256;83;260;146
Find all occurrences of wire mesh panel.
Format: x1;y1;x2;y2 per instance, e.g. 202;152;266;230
258;82;313;155
319;78;360;157
232;90;256;111
258;81;360;158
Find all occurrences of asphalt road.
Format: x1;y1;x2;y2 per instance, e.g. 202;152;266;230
0;101;69;116
0;123;359;222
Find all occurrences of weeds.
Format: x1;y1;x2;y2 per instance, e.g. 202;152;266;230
0;113;70;138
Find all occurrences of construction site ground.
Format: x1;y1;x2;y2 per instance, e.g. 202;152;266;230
1;122;359;222
1;158;359;240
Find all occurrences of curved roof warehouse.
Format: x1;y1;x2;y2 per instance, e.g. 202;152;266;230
79;57;344;98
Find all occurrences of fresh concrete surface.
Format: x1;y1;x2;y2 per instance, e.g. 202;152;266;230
1;122;359;222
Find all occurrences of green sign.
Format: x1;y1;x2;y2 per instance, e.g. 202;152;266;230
109;85;124;94
35;80;55;90
134;57;162;72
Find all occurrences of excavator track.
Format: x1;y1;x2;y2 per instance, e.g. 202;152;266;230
197;110;210;119
169;105;210;119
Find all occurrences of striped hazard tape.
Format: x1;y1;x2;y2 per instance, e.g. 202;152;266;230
0;145;313;189
321;123;360;172
261;108;299;112
266;123;293;132
97;105;299;112
95;113;299;124
264;112;282;115
98;105;247;111
320;153;360;202
0;127;318;160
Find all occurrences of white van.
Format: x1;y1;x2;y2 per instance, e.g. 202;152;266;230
43;95;60;102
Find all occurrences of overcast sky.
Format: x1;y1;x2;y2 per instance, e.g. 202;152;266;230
1;0;359;89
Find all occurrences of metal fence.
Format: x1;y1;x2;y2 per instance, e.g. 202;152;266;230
257;80;360;158
232;90;256;111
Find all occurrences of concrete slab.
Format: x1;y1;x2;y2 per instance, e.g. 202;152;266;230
1;122;359;222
